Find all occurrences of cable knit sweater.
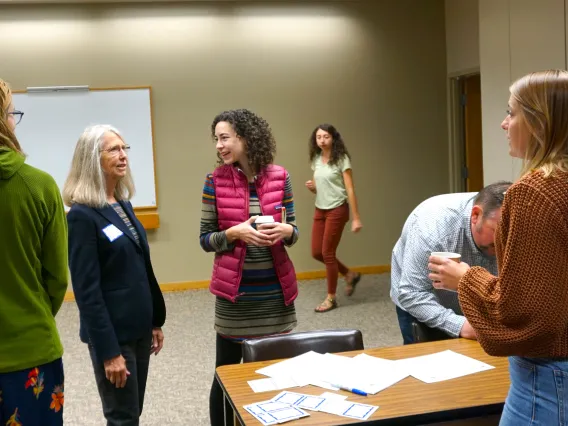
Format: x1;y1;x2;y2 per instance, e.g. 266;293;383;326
459;170;568;357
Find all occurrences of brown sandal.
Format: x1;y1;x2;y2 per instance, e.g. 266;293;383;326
345;272;361;296
314;297;337;313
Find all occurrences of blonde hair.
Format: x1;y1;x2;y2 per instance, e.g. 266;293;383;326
510;69;568;177
63;125;135;208
0;79;23;153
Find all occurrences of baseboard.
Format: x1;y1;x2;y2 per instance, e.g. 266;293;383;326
293;265;390;281
63;264;390;302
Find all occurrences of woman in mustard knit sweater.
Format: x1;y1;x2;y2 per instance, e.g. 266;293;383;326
0;79;68;425
429;70;568;424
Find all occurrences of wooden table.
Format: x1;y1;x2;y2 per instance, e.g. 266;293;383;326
216;339;511;425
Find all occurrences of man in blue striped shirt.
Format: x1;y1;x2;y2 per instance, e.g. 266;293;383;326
390;181;512;344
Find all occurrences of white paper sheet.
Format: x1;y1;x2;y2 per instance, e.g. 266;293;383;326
309;380;340;391
248;376;300;393
319;392;348;401
318;399;352;416
252;348;493;399
348;353;410;393
342;402;379;420
297;395;326;411
269;406;309;422
396;350;495;383
314;353;409;395
271;392;306;406
255;351;324;379
319;399;378;420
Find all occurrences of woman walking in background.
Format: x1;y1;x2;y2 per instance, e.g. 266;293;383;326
199;108;299;426
306;124;363;313
0;78;68;425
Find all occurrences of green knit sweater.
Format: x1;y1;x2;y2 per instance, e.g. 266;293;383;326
0;148;68;373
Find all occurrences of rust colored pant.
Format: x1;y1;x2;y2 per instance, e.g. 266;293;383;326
311;202;350;294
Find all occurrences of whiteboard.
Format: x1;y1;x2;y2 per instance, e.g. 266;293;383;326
12;88;157;209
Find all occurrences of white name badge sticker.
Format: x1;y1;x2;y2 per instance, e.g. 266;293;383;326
102;224;124;242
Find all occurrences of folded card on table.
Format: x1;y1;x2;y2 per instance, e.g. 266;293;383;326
319;399;379;420
244;400;309;425
271;391;326;411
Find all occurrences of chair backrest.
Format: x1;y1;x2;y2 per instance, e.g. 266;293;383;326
411;321;452;343
242;329;364;363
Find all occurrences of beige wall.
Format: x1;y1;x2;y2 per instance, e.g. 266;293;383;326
443;0;480;193
479;0;566;183
445;0;480;75
446;0;568;187
0;1;449;286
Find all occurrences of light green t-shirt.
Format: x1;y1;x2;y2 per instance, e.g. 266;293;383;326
311;154;352;210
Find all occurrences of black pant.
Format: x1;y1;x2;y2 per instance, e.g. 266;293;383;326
210;334;243;426
89;331;152;426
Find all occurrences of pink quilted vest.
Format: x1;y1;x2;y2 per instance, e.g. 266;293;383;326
209;164;298;305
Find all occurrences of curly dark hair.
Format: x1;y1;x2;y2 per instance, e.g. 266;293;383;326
211;108;276;173
308;123;351;166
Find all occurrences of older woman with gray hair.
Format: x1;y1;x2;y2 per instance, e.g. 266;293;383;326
63;124;166;426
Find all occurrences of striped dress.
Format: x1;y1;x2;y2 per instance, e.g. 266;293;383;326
200;170;299;342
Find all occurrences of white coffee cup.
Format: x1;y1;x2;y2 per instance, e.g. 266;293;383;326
255;216;275;224
431;252;461;263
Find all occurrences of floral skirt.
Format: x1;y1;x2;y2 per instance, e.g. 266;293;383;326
0;358;64;426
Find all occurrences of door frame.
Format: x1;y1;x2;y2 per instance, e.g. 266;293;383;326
447;68;480;193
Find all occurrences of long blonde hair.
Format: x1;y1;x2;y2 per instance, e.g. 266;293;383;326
510;69;568;177
0;79;23;153
63;125;135;208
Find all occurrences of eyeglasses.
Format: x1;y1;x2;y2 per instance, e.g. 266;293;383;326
100;145;131;156
7;110;24;125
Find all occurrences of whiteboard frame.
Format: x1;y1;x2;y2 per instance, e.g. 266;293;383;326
13;85;160;216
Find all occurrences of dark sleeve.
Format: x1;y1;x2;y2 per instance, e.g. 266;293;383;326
127;201;166;328
68;208;121;362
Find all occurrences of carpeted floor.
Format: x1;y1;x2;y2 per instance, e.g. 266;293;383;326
57;273;402;425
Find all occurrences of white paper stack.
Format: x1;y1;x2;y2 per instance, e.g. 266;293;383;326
395;349;495;383
253;351;409;395
248;376;304;393
322;353;410;395
250;349;495;396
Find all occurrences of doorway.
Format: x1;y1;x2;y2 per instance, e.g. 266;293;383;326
449;73;484;193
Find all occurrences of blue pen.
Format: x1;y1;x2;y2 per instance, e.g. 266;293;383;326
332;384;368;396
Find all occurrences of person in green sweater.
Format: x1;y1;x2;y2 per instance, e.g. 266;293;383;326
0;79;68;425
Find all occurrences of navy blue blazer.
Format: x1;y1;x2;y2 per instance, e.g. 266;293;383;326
67;200;166;363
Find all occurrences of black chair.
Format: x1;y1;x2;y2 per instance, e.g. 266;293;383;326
242;329;364;363
411;321;453;343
